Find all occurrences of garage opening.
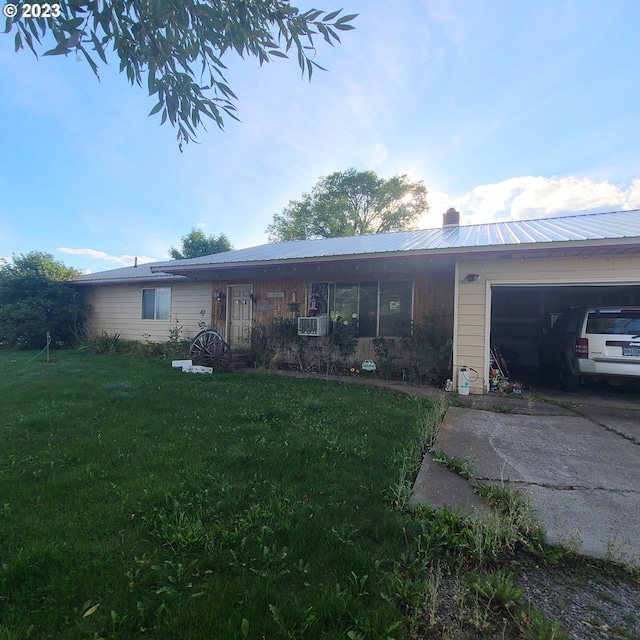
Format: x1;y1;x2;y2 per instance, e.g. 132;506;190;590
490;284;640;383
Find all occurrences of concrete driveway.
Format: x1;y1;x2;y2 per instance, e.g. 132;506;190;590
410;398;640;567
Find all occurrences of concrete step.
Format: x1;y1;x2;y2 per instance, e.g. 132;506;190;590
229;352;253;372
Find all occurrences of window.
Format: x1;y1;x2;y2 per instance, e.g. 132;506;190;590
142;288;171;320
379;281;413;336
586;311;640;335
308;283;330;315
307;281;413;337
334;282;361;336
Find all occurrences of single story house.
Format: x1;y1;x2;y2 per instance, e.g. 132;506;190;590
75;209;640;393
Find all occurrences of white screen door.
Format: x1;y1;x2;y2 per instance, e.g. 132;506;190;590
228;285;252;347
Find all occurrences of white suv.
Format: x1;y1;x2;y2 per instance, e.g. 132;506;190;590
541;306;640;391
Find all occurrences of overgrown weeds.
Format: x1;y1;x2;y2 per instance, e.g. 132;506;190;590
78;320;190;360
381;395;572;639
386;398;448;511
396;497;570;639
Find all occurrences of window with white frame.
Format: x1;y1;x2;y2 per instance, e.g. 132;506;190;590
141;287;171;320
307;281;413;337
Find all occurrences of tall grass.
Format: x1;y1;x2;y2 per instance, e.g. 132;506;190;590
0;351;433;639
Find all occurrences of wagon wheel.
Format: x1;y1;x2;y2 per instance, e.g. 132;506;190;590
188;330;232;370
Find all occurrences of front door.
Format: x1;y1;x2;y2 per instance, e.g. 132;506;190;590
228;285;252;348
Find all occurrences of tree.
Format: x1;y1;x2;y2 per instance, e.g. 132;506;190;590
266;168;429;242
0;252;84;349
169;228;232;259
4;2;356;149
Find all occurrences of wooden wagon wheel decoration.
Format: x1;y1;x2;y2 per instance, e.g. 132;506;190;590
188;329;232;371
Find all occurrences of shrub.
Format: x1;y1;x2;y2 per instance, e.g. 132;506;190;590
0;252;84;349
271;316;309;369
248;322;274;368
78;331;124;354
372;335;397;379
329;317;358;359
401;311;453;385
79;331;190;360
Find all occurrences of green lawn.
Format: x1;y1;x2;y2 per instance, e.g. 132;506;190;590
0;351;435;639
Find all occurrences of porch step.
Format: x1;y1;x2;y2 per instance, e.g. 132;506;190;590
229;352;253;372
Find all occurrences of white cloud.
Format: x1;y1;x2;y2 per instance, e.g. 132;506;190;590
420;176;640;227
365;143;389;167
58;248;157;266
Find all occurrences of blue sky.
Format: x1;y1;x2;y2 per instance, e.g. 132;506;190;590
1;0;639;273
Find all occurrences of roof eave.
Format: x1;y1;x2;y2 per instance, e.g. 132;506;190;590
75;274;186;286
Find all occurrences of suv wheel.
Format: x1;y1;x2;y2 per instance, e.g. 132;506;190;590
559;360;580;392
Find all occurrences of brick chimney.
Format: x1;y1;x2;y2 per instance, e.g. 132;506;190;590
442;208;460;227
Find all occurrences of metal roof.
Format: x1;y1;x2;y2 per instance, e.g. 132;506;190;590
153;210;640;273
76;210;640;283
75;261;186;284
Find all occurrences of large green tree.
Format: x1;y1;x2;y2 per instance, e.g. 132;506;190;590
4;1;356;148
0;252;84;349
169;228;232;259
267;168;429;242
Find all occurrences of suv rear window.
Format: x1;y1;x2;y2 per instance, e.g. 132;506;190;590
586;311;640;335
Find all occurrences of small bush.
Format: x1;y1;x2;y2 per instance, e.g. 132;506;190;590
372;335;397;379
272;316;309;370
78;331;123;354
401;311;453;385
248;322;274;368
329;317;358;359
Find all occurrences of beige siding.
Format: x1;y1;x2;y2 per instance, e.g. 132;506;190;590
454;254;640;393
82;281;213;342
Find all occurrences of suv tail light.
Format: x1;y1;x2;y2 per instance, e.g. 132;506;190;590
575;337;589;358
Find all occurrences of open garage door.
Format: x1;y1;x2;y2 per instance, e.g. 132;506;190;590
490;284;640;380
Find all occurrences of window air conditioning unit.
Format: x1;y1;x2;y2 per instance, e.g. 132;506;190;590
298;315;328;336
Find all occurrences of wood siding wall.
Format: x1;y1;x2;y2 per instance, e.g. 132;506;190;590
455;253;640;393
413;268;455;333
217;268;455;342
243;279;301;329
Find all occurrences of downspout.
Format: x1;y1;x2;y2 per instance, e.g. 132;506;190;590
452;261;460;381
484;278;492;394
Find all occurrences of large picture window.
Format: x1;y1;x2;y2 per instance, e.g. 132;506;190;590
142;287;171;320
308;281;413;337
379;281;413;336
